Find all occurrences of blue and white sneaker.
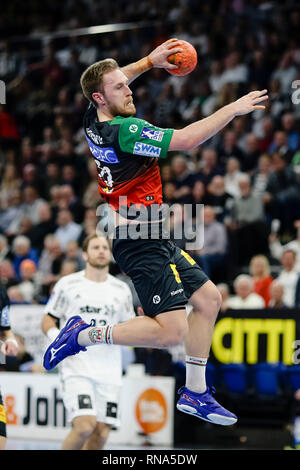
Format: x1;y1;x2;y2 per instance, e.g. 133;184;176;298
43;315;90;371
176;386;237;426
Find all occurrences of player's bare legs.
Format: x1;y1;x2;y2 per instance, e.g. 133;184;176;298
78;308;188;349
183;280;222;393
0;436;6;450
81;422;111;450
61;415;97;450
185;280;221;357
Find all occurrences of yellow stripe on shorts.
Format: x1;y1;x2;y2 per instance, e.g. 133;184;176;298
180;249;196;265
0;405;7;424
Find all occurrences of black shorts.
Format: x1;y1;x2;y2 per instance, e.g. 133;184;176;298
112;236;209;317
0;392;7;438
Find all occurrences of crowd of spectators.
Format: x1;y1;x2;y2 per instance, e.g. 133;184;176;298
0;0;299;315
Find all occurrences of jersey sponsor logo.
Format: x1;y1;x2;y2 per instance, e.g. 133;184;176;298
106;401;118;418
129;124;138;133
0;305;10;328
86;137;120;164
86;127;103;145
140;126;164;142
170;288;184;296
78;394;93;409
133;142;161;157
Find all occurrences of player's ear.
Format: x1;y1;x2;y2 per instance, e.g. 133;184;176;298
82;251;88;262
92;91;106;106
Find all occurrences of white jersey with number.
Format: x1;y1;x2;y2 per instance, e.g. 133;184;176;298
45;271;135;385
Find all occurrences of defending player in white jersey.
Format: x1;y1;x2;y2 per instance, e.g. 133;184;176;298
41;233;135;450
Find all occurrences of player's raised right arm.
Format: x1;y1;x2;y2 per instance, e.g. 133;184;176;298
169;90;268;151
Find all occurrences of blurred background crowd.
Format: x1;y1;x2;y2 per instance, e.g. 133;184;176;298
0;0;299;317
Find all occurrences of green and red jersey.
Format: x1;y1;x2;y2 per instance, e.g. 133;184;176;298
83;104;174;213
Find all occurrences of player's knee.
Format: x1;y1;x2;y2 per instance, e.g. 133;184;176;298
73;416;96;440
157;323;188;347
193;284;222;317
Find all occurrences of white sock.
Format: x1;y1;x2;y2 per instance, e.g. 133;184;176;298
78;325;114;346
185;356;207;393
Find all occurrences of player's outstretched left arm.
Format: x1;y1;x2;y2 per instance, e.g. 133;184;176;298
169;89;269;151
121;38;182;84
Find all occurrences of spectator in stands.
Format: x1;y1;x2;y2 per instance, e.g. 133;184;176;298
190;180;207;218
82;160;102;209
218;130;244;168
205;175;234;222
226;173;269;266
192;205;227;278
58;184;86;224
242;133;261;173
226;274;265;309
61;164;81;197
263;152;300;230
11;235;39;281
26;202;56;254
163;181;177;206
43;161;62;198
64;240;85;271
257;116;274;153
0;163;20;210
8;259;37;303
216;282;230;312
224;157;245;198
78;208;99;245
251;154;273;198
271;50;298;95
249;254;274;307
0;235;10;263
0;259;18;288
194;148;224;187
281;112;299;152
170;154;194;204
59;259;78;277
269;220;300;272
0;188;23;235
54;208;82;252
276;249;300;308
268;130;295;164
20;185;46;225
268;280;288;309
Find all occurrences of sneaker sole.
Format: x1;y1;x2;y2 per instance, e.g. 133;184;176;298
176;403;237;426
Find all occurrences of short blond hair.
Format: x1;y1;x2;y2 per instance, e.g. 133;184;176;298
80;58;119;106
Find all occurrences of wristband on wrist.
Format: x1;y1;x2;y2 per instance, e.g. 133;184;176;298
135;56;153;74
47;327;60;342
5;338;18;348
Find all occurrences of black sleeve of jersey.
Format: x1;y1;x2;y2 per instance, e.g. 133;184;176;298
0;283;10;330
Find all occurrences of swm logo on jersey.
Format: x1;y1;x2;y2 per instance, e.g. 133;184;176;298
133;142;161;158
86;137;120;164
140;127;164;142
